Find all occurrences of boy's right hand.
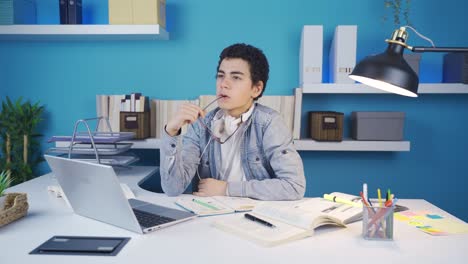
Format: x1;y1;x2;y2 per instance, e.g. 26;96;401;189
165;103;205;137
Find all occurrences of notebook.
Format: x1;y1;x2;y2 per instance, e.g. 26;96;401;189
44;155;196;234
175;196;259;216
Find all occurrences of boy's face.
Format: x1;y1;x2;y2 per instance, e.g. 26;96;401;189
216;58;263;118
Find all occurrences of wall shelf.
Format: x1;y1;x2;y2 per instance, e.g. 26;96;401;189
57;138;410;151
0;24;169;41
293;139;410;152
302;83;468;94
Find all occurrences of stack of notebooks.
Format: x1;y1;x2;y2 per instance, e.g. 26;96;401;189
0;0;36;25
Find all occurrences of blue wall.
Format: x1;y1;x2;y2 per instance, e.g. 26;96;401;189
1;0;468;220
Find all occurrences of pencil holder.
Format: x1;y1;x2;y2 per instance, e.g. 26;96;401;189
362;205;394;240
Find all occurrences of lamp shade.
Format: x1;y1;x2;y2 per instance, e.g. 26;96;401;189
349;43;419;97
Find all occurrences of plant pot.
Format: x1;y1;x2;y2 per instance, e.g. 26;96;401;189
0;193;29;227
0;195;5;209
403;54;421;77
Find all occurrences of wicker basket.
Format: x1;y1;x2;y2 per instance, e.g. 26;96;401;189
0;192;29;227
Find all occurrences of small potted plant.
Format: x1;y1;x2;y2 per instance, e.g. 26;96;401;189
383;0;421;76
0;96;45;185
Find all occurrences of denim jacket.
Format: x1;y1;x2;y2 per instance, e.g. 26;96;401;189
160;103;306;201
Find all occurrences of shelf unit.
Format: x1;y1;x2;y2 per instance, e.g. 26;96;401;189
293;139;410;152
302;83;468;94
0;25;169;41
56;138;409;151
293;83;468;151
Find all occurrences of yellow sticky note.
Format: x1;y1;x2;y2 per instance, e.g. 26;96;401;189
394;213;410;222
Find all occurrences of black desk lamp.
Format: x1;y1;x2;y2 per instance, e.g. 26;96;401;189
349;27;468;97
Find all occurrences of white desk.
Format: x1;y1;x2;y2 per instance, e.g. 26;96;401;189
1;166;468;264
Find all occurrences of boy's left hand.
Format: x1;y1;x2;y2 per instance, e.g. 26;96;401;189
194;178;227;196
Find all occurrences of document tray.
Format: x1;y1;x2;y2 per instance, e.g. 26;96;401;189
47;143;132;156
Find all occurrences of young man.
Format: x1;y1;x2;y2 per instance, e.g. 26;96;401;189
160;43;305;201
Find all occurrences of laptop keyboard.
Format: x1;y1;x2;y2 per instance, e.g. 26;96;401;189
132;208;175;228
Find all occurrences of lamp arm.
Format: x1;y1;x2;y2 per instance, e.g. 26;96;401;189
411;46;468;53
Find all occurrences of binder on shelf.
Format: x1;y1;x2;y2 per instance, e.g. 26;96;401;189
109;0;166;27
299;25;323;86
329;25;357;84
67;0;82;24
133;0;166;28
120;112;150;139
59;0;67;24
59;0;82;24
108;0;133;24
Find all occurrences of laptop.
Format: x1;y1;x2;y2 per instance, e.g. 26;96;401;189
44;155;197;234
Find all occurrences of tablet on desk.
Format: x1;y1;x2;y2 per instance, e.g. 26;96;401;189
30;236;130;256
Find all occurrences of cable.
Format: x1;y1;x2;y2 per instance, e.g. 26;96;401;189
403;25;436;47
196;135;213;180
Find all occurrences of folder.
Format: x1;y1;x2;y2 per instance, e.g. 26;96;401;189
59;0;67;24
299;25;323;87
67;0;82;24
329;25;357;83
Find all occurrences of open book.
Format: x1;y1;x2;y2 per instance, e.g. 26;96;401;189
325;192;409;214
175;196;259;216
212;197;363;247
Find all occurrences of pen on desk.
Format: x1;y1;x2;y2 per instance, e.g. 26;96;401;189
192;198;220;210
244;213;276;228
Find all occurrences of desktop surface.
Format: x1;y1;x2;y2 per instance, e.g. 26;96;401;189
1;166;467;264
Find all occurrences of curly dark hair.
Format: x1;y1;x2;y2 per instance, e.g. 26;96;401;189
216;43;269;100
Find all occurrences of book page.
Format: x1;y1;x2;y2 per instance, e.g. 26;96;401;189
175;197;234;216
293;197;362;226
253;201;321;230
212;213;312;247
212;196;259;212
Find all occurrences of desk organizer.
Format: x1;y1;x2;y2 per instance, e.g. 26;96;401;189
0;193;28;227
47;117;138;166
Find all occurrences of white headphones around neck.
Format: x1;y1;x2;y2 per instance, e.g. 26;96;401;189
212;112;245;138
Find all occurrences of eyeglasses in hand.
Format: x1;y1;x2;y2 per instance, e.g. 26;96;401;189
197;96;242;144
